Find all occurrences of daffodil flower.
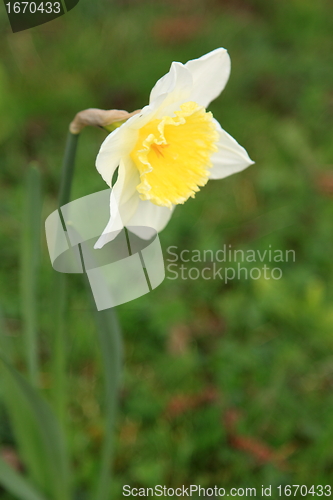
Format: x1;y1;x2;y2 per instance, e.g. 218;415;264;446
95;48;253;248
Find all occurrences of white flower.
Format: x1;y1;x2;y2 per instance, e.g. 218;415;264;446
95;48;254;248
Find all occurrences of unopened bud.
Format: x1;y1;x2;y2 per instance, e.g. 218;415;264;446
69;108;141;134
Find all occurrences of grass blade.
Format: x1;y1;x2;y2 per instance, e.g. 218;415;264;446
0;353;71;500
0;456;47;500
20;164;42;386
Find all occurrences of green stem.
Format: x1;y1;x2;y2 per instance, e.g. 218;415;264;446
55;129;123;499
53;132;79;427
58;133;79;209
80;248;123;500
93;306;123;500
21;164;42;386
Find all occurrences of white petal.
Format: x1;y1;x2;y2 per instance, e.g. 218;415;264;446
96;125;136;186
149;62;192;113
209;120;254;180
94;158;140;248
185;48;231;108
93;195;124;249
127;199;175;238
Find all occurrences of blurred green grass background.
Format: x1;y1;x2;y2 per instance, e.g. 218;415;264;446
1;0;333;497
